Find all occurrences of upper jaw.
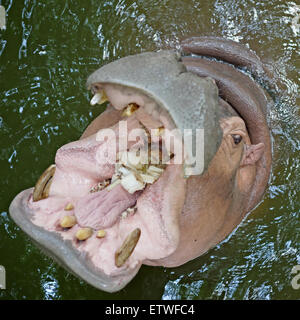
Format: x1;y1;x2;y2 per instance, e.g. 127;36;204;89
86;50;223;175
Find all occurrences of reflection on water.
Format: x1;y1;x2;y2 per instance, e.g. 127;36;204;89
0;0;299;299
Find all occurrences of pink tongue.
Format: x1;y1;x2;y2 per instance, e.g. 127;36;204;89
74;184;140;229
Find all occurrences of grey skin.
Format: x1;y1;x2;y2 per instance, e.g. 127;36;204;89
181;36;274;84
9;51;224;292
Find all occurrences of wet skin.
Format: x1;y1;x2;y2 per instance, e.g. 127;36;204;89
9;37;272;292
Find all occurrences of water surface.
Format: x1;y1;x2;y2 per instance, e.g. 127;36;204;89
0;0;299;299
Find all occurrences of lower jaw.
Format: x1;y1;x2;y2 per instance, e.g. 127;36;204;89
9;188;142;292
28;163;184;274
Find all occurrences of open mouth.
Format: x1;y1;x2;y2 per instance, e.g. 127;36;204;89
9;50;223;292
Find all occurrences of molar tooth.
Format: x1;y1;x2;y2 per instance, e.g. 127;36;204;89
76;228;93;241
115;228;141;268
60;215;77;228
122;103;139;117
33;164;56;202
96;230;106;238
64;203;74;211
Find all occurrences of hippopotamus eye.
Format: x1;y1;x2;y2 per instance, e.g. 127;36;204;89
232;134;242;145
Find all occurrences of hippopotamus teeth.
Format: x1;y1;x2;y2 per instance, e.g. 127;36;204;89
60;215;77;228
153;126;165;136
96;230;106;238
121;103;139;117
32;164;56;202
115;228;141;268
64;203;74;211
75;227;93;241
90;91;108;105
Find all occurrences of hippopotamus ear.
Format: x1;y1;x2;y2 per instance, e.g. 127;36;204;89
241;143;265;166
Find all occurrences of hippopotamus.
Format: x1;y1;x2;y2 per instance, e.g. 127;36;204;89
9;37;272;293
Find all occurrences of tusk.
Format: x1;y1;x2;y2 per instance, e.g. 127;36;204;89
90;93;102;105
76;227;93;241
60;215;77;228
115;228;141;268
32;164;56;202
90;91;108;105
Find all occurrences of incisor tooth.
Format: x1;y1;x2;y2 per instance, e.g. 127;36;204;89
64;203;74;211
96;230;106;238
32;164;56;202
60;215;77;228
76;228;93;241
115;228;141;268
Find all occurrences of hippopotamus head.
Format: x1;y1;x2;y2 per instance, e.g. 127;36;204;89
9;38;272;292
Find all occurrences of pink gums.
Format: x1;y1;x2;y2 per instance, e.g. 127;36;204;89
27;116;185;276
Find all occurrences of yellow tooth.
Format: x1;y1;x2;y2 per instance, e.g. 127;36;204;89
60;215;77;228
153;126;165;136
33;164;56;202
96;230;106;238
115;228;141;268
76;228;93;241
99;90;108;104
122;103;139;117
64;203;74;211
90;90;108;106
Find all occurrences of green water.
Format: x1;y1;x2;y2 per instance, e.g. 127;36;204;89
0;0;299;299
